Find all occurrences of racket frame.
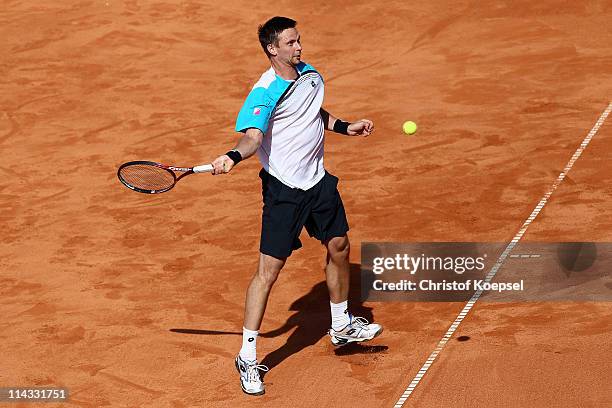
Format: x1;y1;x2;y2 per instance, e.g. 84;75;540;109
117;160;211;194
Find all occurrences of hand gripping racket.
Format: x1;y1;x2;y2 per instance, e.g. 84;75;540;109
117;161;214;194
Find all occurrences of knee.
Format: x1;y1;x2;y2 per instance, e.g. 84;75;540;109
256;255;285;288
327;236;350;263
257;268;279;288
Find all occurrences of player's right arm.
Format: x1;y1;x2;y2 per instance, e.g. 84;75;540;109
213;75;277;175
211;128;263;175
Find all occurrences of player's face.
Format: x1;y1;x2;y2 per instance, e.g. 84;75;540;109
274;28;302;66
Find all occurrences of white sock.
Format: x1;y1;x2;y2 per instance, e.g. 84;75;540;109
330;300;350;331
239;327;258;362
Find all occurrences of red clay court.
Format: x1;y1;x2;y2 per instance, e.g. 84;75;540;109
1;1;611;407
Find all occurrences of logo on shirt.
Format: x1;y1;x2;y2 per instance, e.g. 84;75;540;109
253;107;261;115
311;80;316;87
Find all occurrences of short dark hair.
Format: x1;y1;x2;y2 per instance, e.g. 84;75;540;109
258;16;297;57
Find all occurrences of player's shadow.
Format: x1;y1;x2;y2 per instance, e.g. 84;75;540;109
259;262;387;371
170;262;387;370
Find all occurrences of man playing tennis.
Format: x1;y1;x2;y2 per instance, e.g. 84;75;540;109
211;16;383;396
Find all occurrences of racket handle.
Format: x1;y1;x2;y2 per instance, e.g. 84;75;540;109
193;164;214;173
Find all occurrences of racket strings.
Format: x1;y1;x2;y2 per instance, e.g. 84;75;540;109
119;164;175;191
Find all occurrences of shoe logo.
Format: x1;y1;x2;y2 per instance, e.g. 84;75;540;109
240;365;246;373
346;328;356;336
248;337;254;342
344;309;348;314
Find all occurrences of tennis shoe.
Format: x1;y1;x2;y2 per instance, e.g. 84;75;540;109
235;355;269;396
328;315;383;346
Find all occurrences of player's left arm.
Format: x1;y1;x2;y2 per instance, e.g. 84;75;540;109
320;108;374;137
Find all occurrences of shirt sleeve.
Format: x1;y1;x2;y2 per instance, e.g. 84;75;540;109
235;87;274;133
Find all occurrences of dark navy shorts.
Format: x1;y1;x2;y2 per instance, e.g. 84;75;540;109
259;169;350;259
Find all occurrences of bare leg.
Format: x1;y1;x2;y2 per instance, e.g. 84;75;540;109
243;252;286;331
324;235;350;303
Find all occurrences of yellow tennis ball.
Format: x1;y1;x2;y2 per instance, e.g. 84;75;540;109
402;121;417;135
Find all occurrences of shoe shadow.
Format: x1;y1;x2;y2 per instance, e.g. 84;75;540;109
259;262;385;372
333;343;389;356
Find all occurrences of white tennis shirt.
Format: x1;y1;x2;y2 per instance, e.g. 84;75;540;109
235;62;325;190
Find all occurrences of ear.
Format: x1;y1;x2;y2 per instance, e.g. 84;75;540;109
267;43;277;56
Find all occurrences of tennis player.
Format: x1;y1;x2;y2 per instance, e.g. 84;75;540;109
211;16;383;396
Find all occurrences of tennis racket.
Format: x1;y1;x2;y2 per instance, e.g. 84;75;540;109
117;160;214;194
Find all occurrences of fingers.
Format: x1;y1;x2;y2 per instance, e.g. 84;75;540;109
211;155;234;175
358;119;374;137
346;119;375;137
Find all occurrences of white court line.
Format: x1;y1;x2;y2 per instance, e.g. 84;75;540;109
393;102;612;408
